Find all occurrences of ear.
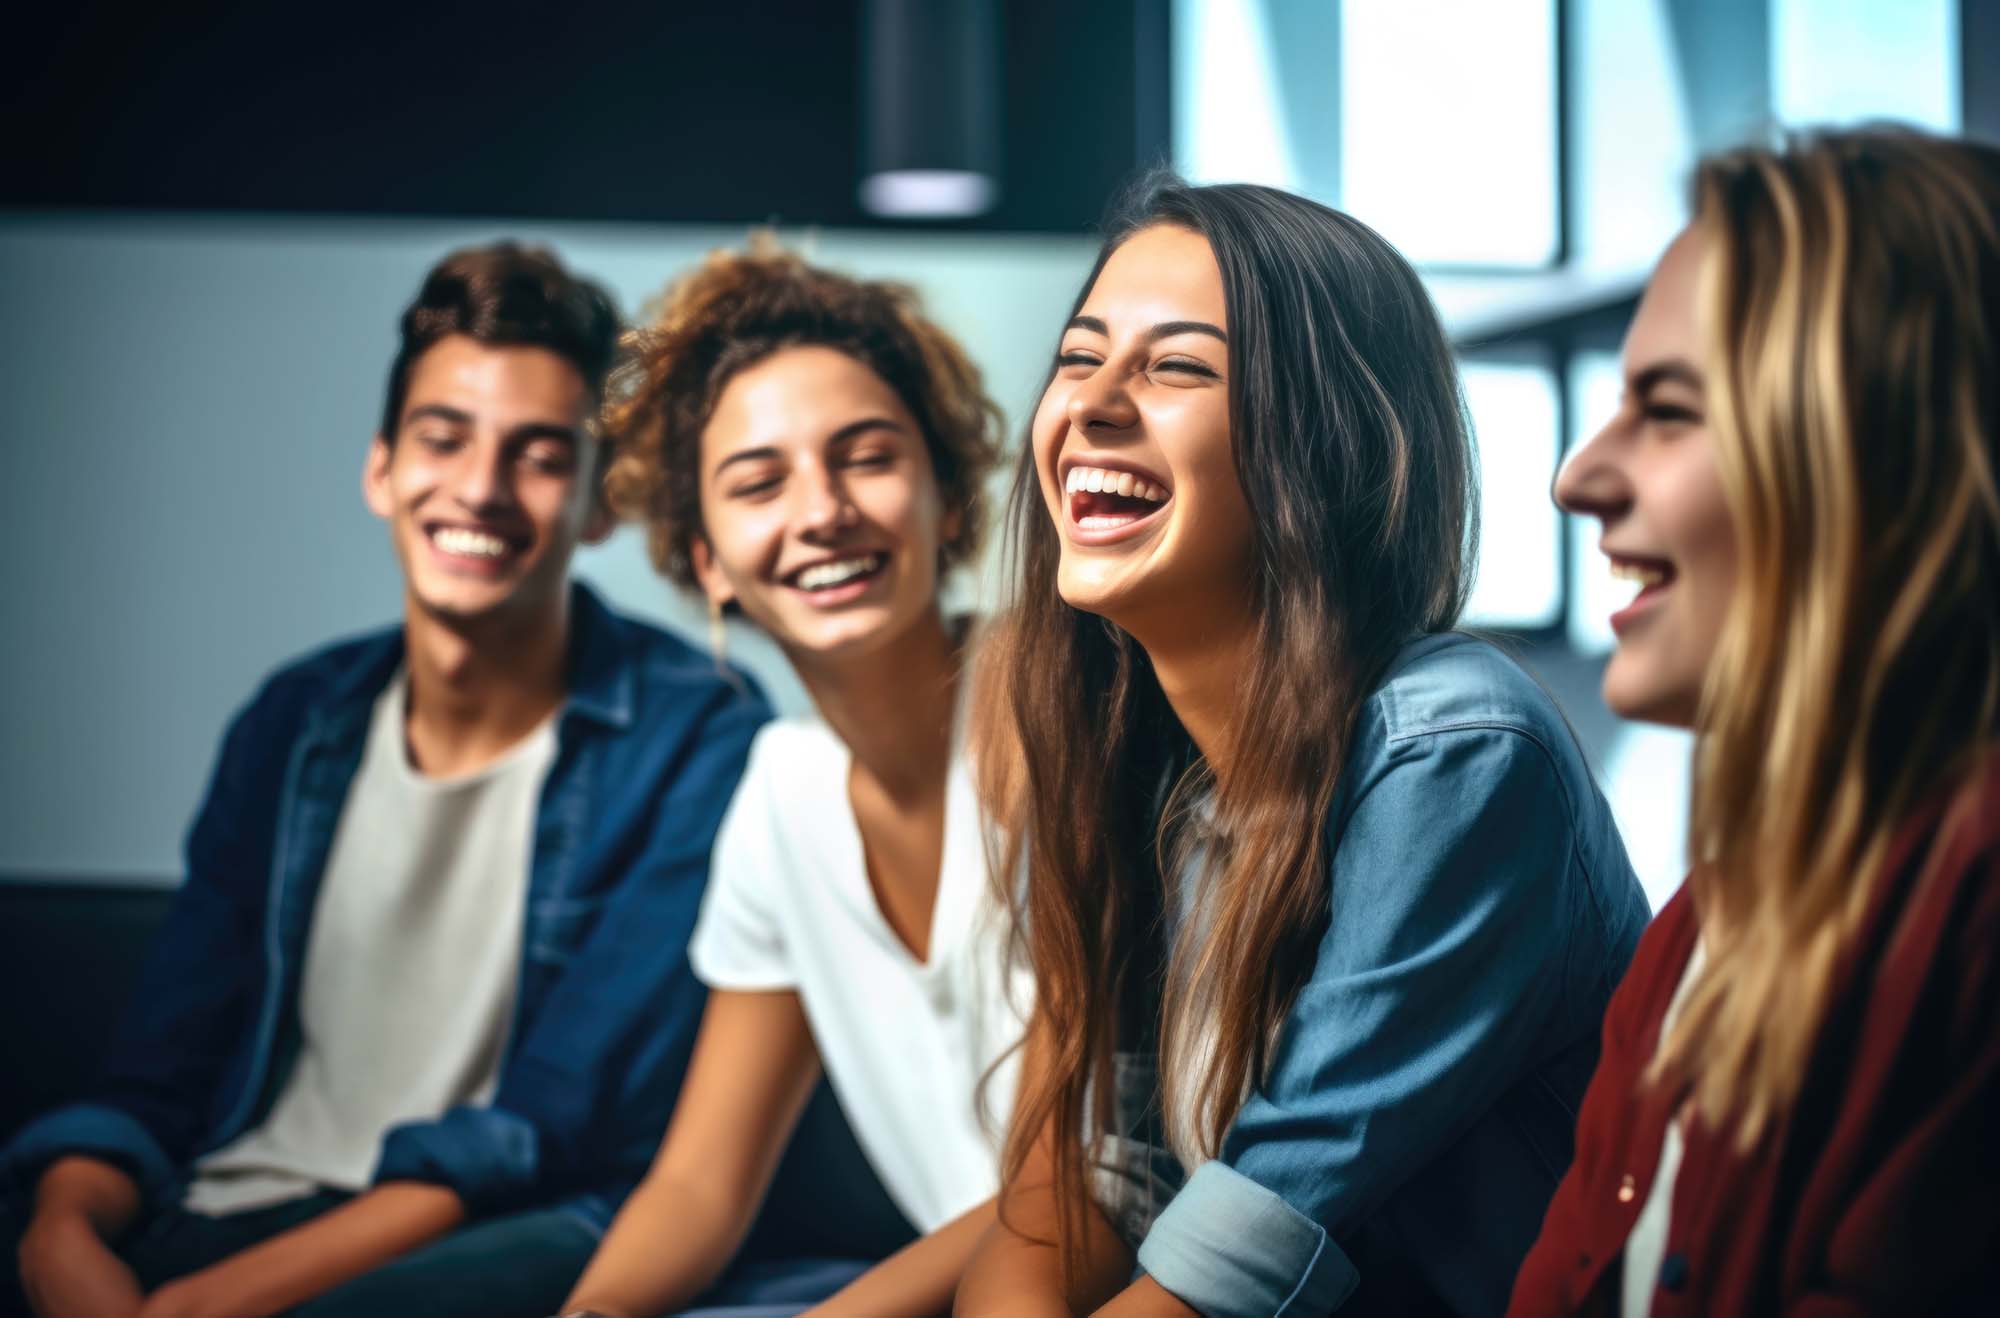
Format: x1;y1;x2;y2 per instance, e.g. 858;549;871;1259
362;435;395;520
581;493;618;547
687;534;736;609
941;502;965;549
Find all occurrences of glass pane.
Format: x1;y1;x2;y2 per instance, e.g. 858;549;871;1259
1461;358;1561;628
1564;351;1625;653
1772;0;1959;132
1341;0;1560;268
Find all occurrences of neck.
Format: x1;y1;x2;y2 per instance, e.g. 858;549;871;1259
1126;598;1260;787
791;607;960;803
400;588;571;776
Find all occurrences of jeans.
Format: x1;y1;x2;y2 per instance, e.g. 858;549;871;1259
3;1193;597;1318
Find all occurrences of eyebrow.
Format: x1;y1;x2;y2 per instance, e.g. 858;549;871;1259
1066;314;1228;344
401;404;580;446
710;416;910;483
1628;359;1705;395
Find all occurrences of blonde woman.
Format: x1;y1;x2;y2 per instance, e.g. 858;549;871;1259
1516;127;2000;1314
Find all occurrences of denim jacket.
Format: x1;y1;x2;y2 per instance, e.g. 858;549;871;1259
1;584;768;1230
1116;633;1651;1316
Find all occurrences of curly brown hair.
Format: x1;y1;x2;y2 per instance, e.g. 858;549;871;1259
604;239;1005;588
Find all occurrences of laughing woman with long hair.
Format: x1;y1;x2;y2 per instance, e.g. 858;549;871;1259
1514;128;2000;1315
955;179;1651;1317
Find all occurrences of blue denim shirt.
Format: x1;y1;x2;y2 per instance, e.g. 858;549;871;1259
1;584;769;1231
1123;633;1650;1315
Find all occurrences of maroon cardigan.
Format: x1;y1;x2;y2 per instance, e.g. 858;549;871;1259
1510;760;2000;1316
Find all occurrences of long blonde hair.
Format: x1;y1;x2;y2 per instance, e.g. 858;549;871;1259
1660;128;2000;1146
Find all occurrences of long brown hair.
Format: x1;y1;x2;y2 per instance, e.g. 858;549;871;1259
980;177;1475;1278
1659;128;2000;1146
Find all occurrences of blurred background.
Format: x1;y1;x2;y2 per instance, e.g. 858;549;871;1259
0;0;1990;917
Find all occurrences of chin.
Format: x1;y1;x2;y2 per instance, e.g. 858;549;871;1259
1599;657;1698;729
771;606;902;661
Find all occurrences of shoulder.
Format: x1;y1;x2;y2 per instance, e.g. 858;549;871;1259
587;597;773;740
1896;756;2000;1026
735;715;846;801
710;717;846;875
1358;632;1572;748
236;623;402;734
1331;634;1634;889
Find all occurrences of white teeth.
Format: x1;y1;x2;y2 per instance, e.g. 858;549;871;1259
1062;466;1167;503
1608;560;1670;588
794;555;882;591
433;527;510;558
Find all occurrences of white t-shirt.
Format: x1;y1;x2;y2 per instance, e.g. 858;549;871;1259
185;670;554;1215
1621;939;1707;1317
688;716;1030;1233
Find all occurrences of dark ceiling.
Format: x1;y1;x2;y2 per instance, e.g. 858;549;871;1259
1;0;1170;233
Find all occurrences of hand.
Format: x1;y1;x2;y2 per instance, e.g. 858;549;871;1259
137;1269;252;1318
18;1208;143;1318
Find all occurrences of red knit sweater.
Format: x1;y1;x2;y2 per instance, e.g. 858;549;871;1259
1509;761;2000;1316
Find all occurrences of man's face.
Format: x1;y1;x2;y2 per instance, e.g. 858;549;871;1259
363;334;611;630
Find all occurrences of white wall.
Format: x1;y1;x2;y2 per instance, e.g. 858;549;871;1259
0;212;1097;880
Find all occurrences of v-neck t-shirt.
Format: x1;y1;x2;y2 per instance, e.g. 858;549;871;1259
687;715;1030;1233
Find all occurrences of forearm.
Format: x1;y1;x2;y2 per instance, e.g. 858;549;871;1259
1092;1276;1198;1318
146;1181;464;1316
808;1196;997;1318
954;1207;1131;1318
561;1171;754;1318
33;1156;142;1236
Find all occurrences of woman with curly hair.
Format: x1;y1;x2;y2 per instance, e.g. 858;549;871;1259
558;244;1023;1318
1515;127;2000;1315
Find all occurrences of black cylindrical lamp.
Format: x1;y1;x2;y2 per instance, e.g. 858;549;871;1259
859;0;1001;219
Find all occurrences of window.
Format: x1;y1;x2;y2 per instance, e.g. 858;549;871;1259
1461;355;1562;628
1340;0;1561;268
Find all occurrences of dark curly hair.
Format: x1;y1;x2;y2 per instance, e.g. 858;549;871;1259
380;241;622;442
604;239;1004;586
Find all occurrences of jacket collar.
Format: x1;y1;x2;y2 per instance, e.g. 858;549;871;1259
312;581;634;743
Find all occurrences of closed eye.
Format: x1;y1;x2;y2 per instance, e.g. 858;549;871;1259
1643;403;1702;426
1153;356;1220;380
521;442;577;474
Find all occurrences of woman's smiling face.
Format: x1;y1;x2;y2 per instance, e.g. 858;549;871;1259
690;344;950;665
1030;224;1255;637
1555;229;1739;727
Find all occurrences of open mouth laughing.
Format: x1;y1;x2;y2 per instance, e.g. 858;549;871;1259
1061;459;1171;543
1607;553;1677;633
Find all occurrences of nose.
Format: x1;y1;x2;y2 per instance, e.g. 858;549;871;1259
1552;418;1631;524
795;460;859;541
451;437;518;515
1065;361;1140;438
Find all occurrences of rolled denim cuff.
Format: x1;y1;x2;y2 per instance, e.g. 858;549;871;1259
1;1104;180;1211
1137;1160;1359;1317
373;1105;540;1214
